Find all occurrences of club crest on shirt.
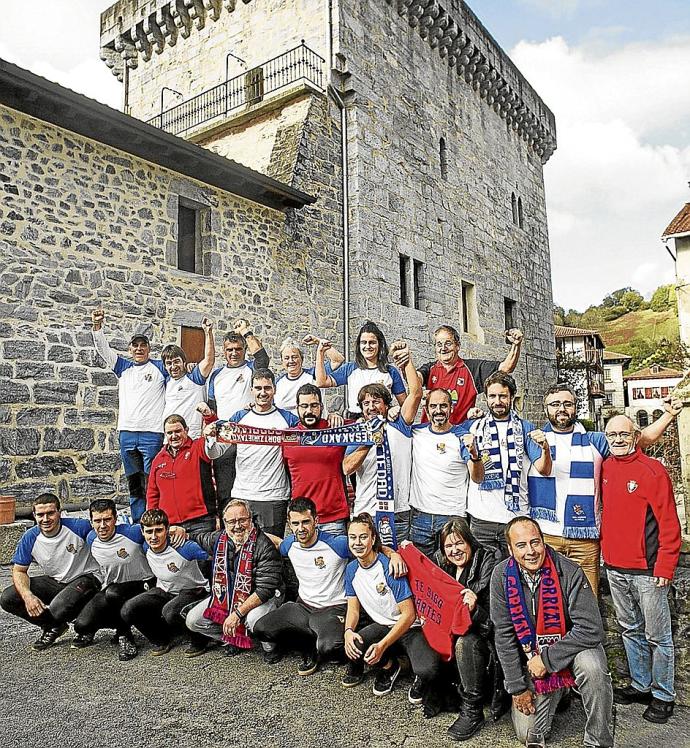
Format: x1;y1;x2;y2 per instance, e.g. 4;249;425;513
627;481;638;493
144;373;153;382
376;582;388;596
431;376;438;384
184;452;191;460
116;548;130;559
65;543;78;555
314;556;325;569
456;377;465;387
167;562;179;573
235;373;245;383
436;442;446;454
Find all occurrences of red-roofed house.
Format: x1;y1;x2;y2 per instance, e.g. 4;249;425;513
625;364;682;428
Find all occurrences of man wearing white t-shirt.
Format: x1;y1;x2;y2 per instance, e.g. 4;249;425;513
92;307;168;521
409;389;470;558
207;320;269;507
229;368;298;536
161;317;215;438
462;372;550;558
1;493;101;651
274;335;344;414
343;341;422;544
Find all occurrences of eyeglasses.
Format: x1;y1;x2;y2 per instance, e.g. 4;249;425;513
435;341;455;349
604;432;634;441
545;400;576;409
224;517;250;526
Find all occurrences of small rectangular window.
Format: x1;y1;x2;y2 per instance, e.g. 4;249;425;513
399;254;410;307
604;369;612;382
245;67;265;105
504;297;517;331
177;204;198;273
413;260;424;311
460;281;477;335
180;326;205;363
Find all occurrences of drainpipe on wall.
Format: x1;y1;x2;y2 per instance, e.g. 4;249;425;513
328;84;350;364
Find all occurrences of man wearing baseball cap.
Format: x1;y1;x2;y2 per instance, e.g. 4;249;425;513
92;308;168;522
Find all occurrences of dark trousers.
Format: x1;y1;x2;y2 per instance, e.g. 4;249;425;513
349;622;442;685
214;445;237;511
0;574;101;628
468;515;509;559
73;578;156;636
454;631;490;702
253;600;347;658
247;500;287;538
120;586;208;646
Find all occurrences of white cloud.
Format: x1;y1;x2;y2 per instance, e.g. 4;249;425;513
511;35;690;310
0;1;121;109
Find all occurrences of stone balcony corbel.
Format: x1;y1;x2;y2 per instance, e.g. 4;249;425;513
170;0;193;39
427;10;450;49
114;33;138;69
203;0;222;21
156;6;179;47
437;19;458;58
417;0;441;39
143;15;166;55
223;0;237;11
133;22;153;62
407;0;432;28
100;46;124;81
186;0;207;31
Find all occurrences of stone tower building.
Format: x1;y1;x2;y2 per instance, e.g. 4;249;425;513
100;0;558;408
0;0;558;509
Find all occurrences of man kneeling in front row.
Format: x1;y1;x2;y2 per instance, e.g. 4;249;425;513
490;516;614;748
184;499;284;659
0;493;101;651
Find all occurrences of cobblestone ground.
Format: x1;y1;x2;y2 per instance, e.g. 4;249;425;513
0;565;686;748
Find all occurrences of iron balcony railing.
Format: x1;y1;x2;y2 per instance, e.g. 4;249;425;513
148;42;325;136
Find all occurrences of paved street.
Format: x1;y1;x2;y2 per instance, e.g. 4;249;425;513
1;566;687;748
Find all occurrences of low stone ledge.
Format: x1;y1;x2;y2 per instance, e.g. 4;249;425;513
0;521;32;564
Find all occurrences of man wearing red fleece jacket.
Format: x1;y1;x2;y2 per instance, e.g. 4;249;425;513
600;415;681;726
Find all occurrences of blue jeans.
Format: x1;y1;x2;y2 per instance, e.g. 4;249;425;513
118;430;164;522
319;519;347;537
409;508;460;558
606;569;675;702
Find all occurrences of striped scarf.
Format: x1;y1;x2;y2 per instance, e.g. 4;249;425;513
528;423;598;540
471;411;524;513
505;549;576;694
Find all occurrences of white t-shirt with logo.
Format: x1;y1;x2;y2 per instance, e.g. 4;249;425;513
163;367;207;438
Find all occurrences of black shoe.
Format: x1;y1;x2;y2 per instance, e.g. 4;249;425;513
263;648;282;665
408;676;424;705
447;704;485;741
341;662;364;688
613;685;652;705
643;698;674;724
223;643;242;657
71;632;95;649
297;650;319;676
150;641;172;656
372;659;401;696
184;640;208;658
32;623;68;652
118;634;138;662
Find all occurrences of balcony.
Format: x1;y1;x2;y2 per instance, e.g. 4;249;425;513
147;42;325;137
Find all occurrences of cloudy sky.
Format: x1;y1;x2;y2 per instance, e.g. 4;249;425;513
1;0;689;311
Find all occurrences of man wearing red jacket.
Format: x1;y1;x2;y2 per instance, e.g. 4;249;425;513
601;415;681;726
282;384;350;536
146;415;228;532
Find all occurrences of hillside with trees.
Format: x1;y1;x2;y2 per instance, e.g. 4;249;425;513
554;284;687;371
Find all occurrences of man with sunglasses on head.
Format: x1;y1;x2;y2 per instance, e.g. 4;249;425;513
528;384;681;594
600;415;681;726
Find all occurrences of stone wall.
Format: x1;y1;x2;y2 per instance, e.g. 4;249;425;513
338;0;557;419
0;100;343;508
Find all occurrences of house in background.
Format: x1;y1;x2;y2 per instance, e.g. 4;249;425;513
602;349;632;417
554;325;605;427
625;364;683;428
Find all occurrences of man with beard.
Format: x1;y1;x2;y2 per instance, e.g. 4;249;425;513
184;499;284;659
601;416;681;725
528;384;681;593
275;336;344;415
462;372;551;558
207;319;269;507
71;499;156;660
343;341;422;544
161;317;215;438
413;325;524;425
1;493;101;651
282;384;350;536
230;369;298;536
408;388;470;558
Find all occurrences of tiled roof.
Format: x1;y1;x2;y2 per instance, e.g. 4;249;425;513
603;349;632;362
625;365;683;381
555;325;599;338
662;203;690;238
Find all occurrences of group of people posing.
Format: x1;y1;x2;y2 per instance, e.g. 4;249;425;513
0;310;684;748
